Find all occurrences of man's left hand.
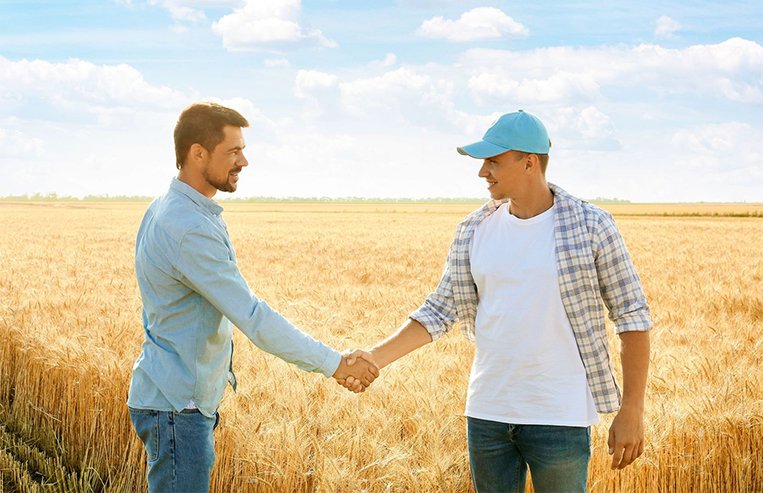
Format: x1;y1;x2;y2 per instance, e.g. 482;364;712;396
608;404;645;470
332;349;379;393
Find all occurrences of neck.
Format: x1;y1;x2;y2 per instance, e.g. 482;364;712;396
177;168;216;199
508;179;553;219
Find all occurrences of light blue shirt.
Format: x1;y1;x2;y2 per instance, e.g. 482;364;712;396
127;178;341;417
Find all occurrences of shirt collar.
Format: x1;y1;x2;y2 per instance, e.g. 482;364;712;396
169;177;224;217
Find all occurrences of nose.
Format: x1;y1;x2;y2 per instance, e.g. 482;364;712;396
239;152;249;168
478;160;490;178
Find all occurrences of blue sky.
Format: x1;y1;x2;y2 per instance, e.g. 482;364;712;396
1;0;762;201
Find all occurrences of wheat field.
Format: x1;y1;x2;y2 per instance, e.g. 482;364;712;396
0;200;761;492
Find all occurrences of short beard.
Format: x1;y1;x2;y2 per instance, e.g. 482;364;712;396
202;167;236;193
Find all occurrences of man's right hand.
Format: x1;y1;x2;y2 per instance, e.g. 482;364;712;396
332;350;379;392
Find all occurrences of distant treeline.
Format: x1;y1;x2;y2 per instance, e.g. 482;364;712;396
0;193;486;204
3;194;760;217
0;193;634;204
0;193;154;202
591;197;631;203
221;196;486;204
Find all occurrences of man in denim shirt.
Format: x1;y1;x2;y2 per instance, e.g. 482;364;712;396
342;111;652;492
128;102;378;492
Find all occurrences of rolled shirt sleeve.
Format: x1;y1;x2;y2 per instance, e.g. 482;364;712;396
175;225;342;377
409;255;459;341
593;212;653;334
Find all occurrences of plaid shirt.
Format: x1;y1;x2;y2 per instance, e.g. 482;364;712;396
410;183;652;414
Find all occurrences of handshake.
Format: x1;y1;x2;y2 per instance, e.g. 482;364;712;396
331;349;380;393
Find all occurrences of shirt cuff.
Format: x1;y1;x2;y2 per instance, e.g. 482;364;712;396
318;349;343;378
409;310;447;341
614;307;653;334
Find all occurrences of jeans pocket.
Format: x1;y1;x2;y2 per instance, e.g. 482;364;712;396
130;409;160;463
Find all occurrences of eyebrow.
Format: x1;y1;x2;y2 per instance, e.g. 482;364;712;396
226;145;245;152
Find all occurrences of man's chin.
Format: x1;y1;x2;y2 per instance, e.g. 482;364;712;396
216;183;237;193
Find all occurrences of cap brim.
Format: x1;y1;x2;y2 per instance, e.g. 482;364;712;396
456;140;510;159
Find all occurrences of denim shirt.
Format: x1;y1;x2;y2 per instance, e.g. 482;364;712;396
127;178;341;417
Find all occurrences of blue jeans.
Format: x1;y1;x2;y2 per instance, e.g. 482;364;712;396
129;407;220;493
467;417;590;493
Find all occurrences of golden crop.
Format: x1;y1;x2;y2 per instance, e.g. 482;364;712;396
0;201;761;492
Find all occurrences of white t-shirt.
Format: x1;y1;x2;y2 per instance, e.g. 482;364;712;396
465;202;599;427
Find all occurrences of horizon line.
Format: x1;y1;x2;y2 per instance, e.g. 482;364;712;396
2;193;763;206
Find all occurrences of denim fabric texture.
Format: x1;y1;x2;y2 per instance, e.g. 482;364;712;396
467;417;590;493
466;417;591;493
129;407;219;493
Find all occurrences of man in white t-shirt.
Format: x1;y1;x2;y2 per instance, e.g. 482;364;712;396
341;110;652;492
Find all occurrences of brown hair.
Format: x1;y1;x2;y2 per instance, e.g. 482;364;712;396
174;102;249;169
516;141;551;174
515;152;550;173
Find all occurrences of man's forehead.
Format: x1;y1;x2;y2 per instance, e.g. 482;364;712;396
222;125;246;145
222;124;243;136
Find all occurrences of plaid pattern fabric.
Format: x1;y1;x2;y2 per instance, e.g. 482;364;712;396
410;183;652;413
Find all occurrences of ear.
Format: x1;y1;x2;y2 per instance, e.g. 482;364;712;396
524;154;540;173
189;143;207;164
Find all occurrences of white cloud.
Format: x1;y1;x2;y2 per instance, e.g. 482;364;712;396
264;57;291;68
294;70;338;98
206;96;275;129
416;7;528;42
576;106;613;139
633;39;763;102
2;33;762;202
398;0;486;5
548;106;620;151
142;0;243;22
339;67;440;114
659;122;763;198
363;53;399;71
655;15;681;39
244;128;483;199
672;122;759;157
462;38;763;104
0;57;189;133
0;128;44;157
0;56;189;116
381;53;397;67
146;0;206;22
467;71;600;103
334;67;487;134
211;0;336;51
0;57;275;199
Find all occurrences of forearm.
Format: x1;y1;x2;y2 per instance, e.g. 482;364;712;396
619;331;650;410
370;318;433;369
240;299;342;377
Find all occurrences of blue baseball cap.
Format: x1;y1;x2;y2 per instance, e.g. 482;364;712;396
457;110;550;158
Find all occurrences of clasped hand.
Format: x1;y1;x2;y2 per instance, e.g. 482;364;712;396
332;349;379;393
